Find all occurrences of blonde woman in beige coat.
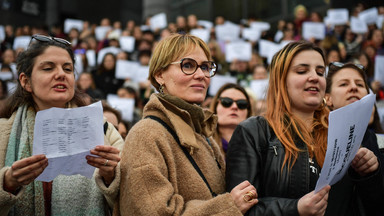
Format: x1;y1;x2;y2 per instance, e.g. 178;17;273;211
115;34;258;215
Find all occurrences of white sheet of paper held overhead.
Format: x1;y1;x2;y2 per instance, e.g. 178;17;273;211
315;94;375;192
33;101;104;182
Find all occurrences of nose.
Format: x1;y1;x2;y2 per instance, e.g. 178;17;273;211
193;67;205;80
54;67;66;80
349;82;358;92
308;70;319;82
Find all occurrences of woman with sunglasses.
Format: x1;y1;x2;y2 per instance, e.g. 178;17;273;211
210;83;253;157
115;34;258;215
324;62;384;215
0;35;124;215
226;41;331;215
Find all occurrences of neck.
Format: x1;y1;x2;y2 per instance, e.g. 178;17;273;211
218;125;237;142
291;109;315;130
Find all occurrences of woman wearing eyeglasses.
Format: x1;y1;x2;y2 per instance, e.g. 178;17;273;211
115;34;258;215
209;83;253;157
0;35;124;215
226;41;331;216
324;62;384;215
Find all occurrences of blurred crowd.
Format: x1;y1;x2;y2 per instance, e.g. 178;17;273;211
0;2;384;134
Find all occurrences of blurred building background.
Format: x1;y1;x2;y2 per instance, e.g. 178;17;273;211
0;0;383;29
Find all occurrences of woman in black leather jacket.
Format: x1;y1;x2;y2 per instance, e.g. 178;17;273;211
324;62;384;216
226;41;331;216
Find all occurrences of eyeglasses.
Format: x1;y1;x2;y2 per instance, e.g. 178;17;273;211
170;58;217;78
329;62;364;70
219;97;249;110
29;34;71;47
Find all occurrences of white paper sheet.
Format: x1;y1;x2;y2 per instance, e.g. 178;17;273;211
64;18;84;34
150;13;167;31
374;55;384;85
97;46;121;65
119;36;135;52
350;17;368;34
208;75;237;96
249;79;269;100
33;101;104;182
225;41;252;62
315;94;375;192
302;22;326;40
107;95;135;122
198;20;213;30
215;22;241;42
242;28;262;42
358;7;378;25
95;26;112;41
190;28;210;43
326;9;349;25
115;60;139;80
0;25;5;42
13;36;31;50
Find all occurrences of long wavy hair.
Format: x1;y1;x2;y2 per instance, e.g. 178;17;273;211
266;41;329;170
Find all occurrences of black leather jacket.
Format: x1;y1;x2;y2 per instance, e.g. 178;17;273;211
226;116;384;216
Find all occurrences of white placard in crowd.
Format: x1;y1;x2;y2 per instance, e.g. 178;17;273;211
198;20;213;30
150;13;167;31
242;28;262;42
64;18;84;34
326;8;349;25
119;36;135;52
208;75;237;96
377;15;384;29
13;36;31;50
0;25;5;42
107;95;135;122
135;65;150;83
86;50;96;68
97;46;121;65
350;17;368;34
250;79;269;100
95;26;112;41
302;22;326;40
249;21;271;32
259;39;284;64
190;28;210;43
74;54;84;74
225;41;252;62
358;7;378;25
115;60;139;80
374;55;384;85
215;22;241;42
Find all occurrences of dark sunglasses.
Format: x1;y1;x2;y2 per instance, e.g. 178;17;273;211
29;34;71;47
219;97;248;110
170;58;217;78
329;62;364;70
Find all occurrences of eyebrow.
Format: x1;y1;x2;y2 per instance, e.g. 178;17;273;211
292;64;325;69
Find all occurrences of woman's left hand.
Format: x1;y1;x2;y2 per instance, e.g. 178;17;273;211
351;147;378;176
86;145;121;185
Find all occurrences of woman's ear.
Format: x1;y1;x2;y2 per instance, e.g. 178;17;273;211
19;73;32;93
154;71;164;86
324;93;333;108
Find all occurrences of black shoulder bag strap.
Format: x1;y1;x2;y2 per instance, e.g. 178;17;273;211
145;115;217;197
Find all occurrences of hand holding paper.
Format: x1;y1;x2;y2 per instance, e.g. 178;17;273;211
315;94;375;192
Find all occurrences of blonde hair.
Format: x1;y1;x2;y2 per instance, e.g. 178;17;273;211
149;33;212;91
266;41;329;170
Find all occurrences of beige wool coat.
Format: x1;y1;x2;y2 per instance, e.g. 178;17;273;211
114;94;243;215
